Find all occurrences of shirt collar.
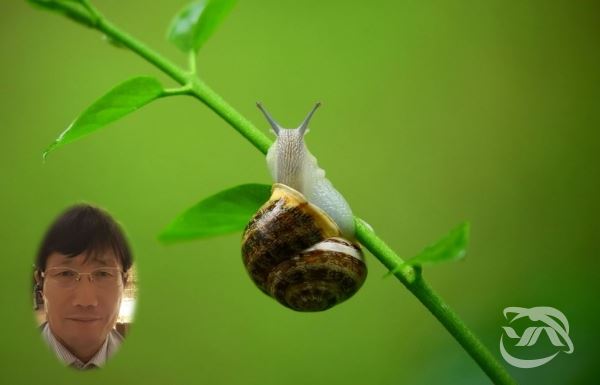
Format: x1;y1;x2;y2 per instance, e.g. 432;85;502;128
42;323;110;369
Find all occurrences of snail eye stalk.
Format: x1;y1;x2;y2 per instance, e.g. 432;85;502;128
298;102;321;135
256;102;282;135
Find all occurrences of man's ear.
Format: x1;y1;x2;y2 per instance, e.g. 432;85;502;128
33;270;43;288
122;272;129;287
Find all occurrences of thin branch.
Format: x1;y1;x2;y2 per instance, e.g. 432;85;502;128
95;17;272;153
79;0;101;24
355;220;516;385
162;84;194;97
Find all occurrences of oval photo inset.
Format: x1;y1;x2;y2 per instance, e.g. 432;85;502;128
32;204;137;370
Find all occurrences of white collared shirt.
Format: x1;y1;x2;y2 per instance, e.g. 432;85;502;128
41;323;123;369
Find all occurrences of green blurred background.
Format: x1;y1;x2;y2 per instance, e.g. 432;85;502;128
1;1;598;384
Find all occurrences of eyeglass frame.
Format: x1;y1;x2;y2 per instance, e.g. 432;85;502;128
40;266;126;288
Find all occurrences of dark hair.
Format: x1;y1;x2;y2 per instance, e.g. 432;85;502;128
35;204;133;273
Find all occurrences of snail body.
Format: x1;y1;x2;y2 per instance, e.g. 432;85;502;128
264;103;356;238
241;103;367;312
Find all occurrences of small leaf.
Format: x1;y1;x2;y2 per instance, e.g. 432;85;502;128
408;222;470;267
43;76;164;159
159;184;271;243
167;0;237;53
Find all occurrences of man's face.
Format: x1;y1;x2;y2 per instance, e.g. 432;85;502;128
41;251;124;352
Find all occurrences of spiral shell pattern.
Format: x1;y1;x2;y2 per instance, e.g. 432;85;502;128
242;183;367;311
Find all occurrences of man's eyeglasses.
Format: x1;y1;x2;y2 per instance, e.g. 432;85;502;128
42;267;124;289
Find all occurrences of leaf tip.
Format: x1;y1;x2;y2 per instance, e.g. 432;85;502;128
157;224;180;244
157;232;172;245
458;221;471;250
42;143;57;162
461;220;471;235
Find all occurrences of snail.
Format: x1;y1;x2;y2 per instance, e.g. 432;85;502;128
241;102;367;312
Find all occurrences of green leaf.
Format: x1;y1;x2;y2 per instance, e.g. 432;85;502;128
384;222;470;278
167;0;237;53
159;183;271;243
409;222;470;267
43;76;164;159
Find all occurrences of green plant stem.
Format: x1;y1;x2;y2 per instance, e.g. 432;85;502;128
410;279;515;385
189;79;272;153
98;18;189;84
355;220;516;385
97;17;272;153
162;85;194;97
50;5;516;385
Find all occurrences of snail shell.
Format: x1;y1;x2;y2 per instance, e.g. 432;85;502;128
242;183;367;312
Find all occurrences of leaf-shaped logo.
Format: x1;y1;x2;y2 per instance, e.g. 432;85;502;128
500;306;574;368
